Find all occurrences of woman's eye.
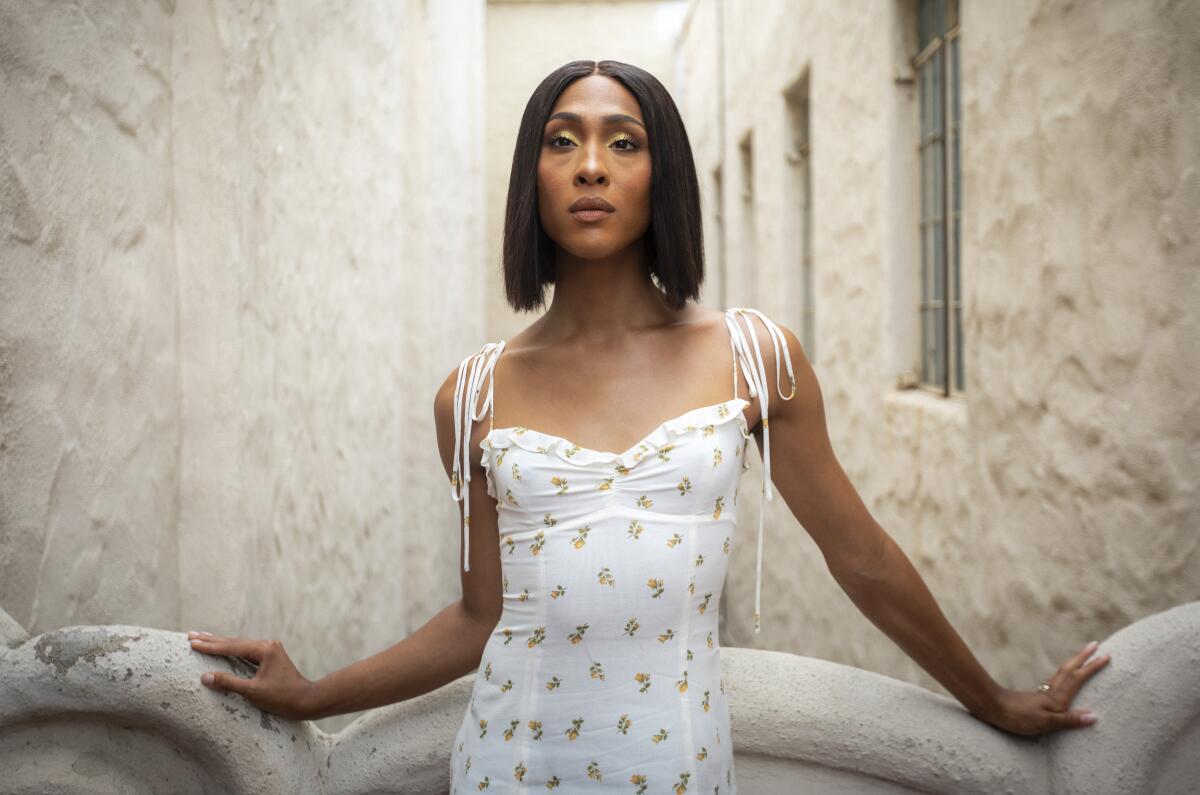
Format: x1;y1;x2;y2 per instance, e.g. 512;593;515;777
546;133;640;151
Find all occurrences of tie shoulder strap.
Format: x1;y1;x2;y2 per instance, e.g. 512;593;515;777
450;340;506;573
723;307;797;633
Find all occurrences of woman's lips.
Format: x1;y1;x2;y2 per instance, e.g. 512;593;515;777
570;209;613;222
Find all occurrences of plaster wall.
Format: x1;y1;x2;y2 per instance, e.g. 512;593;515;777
676;0;1200;703
0;0;488;735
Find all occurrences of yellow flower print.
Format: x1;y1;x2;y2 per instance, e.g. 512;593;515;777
535;445;547;453
684;423;696;433
500;678;514;692
543;512;558;527
550;584;567;599
567;623;589;644
720;676;725;694
713;447;723;469
545;676;561;691
505;488;519;506
502;574;509;591
513;426;529;435
497;447;507;466
702;423;716;438
695;552;705;566
531;530;545;555
696;746;708;761
503;718;519;740
527;626;546;648
632;442;652;462
615;714;631;734
666;533;683;548
545;775;559;788
651;728;669;744
702;688;711;712
478;718;488;738
513;761;527;781
517;588;530;602
706;631;714;649
589;661;606;680
598;476;614;490
484;661;492;680
631;773;648;793
502;536;516;555
673;771;691;793
656;443;676;462
511;462;521;481
636;494;654;508
634;672;652;692
627;519;645;540
551;475;569;495
597;566;615;587
676;476;692;496
723;536;731;554
502;628;513;645
528;719;543;739
463;751;469;767
717;404;730;418
614;463;631;476
476;775;490;790
572;526;590;549
647;577;665;598
698;592;713;614
657;628;674;643
712;495;724;519
565;443;582;458
587;761;603;781
686;647;694;662
623;617;641;637
688;575;695;595
676;670;688;692
565;717;585;740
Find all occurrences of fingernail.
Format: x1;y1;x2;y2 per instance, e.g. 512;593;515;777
1087;640;1098;649
202;673;214;686
1081;711;1097;725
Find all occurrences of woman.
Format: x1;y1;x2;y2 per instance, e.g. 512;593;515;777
187;60;1109;791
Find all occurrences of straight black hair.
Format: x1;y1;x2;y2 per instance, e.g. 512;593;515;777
501;60;704;312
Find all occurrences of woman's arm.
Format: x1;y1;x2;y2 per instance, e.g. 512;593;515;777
743;318;1107;734
190;364;505;721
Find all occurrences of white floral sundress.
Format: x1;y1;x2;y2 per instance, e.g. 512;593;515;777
446;307;796;793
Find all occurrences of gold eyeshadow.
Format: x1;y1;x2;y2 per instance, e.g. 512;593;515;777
546;129;642;150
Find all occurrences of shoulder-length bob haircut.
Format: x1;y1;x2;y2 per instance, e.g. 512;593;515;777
502;60;704;312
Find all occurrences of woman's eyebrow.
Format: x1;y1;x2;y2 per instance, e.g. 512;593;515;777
547;111;646;130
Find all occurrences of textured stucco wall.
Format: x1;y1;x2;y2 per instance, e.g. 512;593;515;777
0;0;488;735
676;0;1200;704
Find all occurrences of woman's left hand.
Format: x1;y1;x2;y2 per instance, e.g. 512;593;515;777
983;640;1111;735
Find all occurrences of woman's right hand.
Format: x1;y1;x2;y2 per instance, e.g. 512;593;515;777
187;631;319;722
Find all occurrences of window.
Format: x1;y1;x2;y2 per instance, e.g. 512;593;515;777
914;0;962;394
784;74;815;361
712;164;727;306
738;132;756;290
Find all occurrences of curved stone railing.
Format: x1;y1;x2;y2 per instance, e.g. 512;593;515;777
1;602;1196;793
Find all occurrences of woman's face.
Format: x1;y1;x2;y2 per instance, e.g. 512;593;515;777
536;74;652;261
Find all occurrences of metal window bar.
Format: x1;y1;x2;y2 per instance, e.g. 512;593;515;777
912;4;962;397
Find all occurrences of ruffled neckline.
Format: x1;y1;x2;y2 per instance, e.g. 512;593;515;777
481;397;751;470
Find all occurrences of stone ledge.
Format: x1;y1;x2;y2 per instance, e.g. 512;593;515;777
0;603;1196;793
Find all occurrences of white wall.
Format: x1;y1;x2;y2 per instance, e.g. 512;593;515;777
676;0;1200;704
0;0;489;735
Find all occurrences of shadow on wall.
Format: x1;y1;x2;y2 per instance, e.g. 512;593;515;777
0;603;1197;793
